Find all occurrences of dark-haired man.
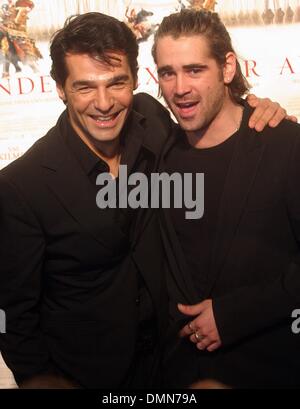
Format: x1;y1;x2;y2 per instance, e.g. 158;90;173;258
152;9;300;388
0;12;171;389
0;11;294;389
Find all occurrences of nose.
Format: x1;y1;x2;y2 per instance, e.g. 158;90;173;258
174;74;191;98
94;88;114;113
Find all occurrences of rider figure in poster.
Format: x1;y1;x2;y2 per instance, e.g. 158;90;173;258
0;0;42;78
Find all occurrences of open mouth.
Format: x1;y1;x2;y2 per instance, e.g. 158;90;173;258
89;110;122;127
175;101;199;118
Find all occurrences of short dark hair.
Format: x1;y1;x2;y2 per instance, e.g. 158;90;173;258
152;10;249;103
50;12;139;86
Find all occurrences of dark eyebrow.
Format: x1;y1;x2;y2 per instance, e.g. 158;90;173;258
107;74;130;86
72;75;130;89
157;65;173;76
182;64;208;70
157;64;208;76
72;80;96;88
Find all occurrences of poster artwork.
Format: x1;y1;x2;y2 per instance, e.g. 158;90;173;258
0;0;300;170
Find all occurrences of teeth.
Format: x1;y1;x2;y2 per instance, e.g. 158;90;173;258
95;115;115;121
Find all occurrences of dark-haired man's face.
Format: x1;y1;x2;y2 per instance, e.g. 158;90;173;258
57;52;136;152
156;35;228;138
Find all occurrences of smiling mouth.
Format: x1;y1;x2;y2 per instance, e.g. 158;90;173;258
89;110;123;127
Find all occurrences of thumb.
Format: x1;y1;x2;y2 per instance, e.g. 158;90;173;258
178;302;203;316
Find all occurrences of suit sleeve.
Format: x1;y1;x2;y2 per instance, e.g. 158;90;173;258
213;134;300;347
0;175;51;383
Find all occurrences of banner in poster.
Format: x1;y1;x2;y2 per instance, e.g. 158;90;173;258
0;0;300;170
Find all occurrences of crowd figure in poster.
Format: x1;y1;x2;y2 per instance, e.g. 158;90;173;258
175;0;300;26
220;0;300;27
176;0;217;11
125;0;218;43
0;0;42;78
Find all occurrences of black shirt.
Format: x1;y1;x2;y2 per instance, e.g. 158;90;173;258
165;127;238;298
63;113;155;324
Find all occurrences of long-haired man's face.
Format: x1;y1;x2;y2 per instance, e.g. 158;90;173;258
156;35;228;134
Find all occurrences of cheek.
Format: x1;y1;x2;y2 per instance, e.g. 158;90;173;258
70;96;92;113
199;83;218;101
118;90;134;108
159;82;173;99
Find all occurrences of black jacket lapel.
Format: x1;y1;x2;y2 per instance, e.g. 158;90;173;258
122;113;156;248
206;105;266;296
41;121;125;254
159;127;200;305
161;206;200;304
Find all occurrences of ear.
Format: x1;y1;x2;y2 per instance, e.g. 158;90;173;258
56;83;67;103
223;52;237;85
133;76;138;91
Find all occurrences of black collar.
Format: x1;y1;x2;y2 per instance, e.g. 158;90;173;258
51;108;157;176
63;115;107;176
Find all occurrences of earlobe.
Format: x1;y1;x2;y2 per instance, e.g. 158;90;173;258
56;84;66;103
223;52;237;84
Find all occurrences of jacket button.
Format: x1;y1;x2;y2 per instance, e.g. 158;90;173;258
135;298;140;305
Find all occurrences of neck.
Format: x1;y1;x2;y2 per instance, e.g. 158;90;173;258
75;130;122;177
88;138;121;161
90;139;122;178
186;98;244;149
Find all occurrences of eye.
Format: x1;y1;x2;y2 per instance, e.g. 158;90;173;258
186;66;207;78
158;71;175;80
110;82;126;90
187;68;204;76
75;86;93;94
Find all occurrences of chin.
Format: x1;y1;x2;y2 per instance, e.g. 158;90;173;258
181;118;208;132
178;122;200;132
90;131;120;142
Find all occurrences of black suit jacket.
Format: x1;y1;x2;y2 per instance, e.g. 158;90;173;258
0;93;171;388
160;104;300;388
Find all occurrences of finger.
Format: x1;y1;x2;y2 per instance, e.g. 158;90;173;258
254;103;282;131
189;331;204;344
267;107;287;128
188;321;196;334
246;93;258;106
248;103;268;129
207;341;222;352
189;332;197;344
178;302;204;316
285;115;298;123
196;337;212;351
179;320;197;338
248;98;274;128
179;325;190;338
250;103;283;132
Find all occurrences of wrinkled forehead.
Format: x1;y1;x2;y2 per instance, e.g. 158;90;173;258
63;52;134;85
90;51;134;77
